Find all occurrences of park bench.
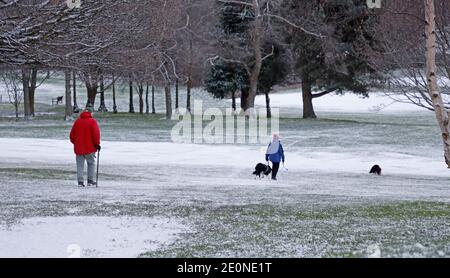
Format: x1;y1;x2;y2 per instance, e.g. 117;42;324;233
52;96;63;105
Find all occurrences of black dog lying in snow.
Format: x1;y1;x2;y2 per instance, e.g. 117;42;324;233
253;163;272;179
370;165;382;175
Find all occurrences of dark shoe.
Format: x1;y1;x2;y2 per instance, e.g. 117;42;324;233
271;177;277;181
87;180;97;187
78;182;85;187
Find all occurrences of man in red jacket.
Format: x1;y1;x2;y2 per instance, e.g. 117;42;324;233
70;107;101;187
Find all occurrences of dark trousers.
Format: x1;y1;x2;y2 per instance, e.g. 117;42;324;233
272;162;280;179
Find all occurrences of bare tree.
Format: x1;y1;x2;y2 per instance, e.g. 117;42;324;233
1;0;132;117
376;0;450;167
376;0;450;110
425;0;450;167
174;0;216;114
1;69;23;120
109;0;184;118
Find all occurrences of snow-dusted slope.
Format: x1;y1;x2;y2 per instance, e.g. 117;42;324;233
1;138;448;178
254;91;424;113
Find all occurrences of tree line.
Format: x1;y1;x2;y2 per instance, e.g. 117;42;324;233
1;1;450;164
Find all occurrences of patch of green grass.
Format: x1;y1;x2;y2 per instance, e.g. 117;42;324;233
360;202;450;219
0;101;442;150
141;200;450;258
0;168;75;180
0;167;138;181
0;200;160;226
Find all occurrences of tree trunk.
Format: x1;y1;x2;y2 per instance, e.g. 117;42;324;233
240;88;249;111
98;77;108;112
265;91;271;118
145;83;149;114
138;84;144;114
231;90;237;112
175;78;179;112
245;0;263;116
64;71;73;121
85;82;98;109
302;75;317;119
21;67;31;120
425;0;450;168
247;67;261;115
14;102;19;120
112;76;117;114
152;86;156;114
165;85;172;120
187;38;193;114
73;71;79;113
186;77;192;113
29;68;37;117
129;81;135;113
14;91;19;120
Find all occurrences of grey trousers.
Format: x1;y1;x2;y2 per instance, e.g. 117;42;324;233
76;153;96;183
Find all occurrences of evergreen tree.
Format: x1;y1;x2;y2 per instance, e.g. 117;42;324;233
286;0;379;118
207;1;288;114
205;62;248;111
258;42;288;118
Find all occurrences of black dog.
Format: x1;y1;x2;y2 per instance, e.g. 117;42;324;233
370;165;382;175
253;163;272;179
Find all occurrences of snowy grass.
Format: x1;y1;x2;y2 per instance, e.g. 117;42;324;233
0;111;175;141
1;161;450;257
141;200;450;258
0;167;136;181
0;108;441;150
2;163;450;258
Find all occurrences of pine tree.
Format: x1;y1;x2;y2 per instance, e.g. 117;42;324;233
204;62;248;111
286;0;379;118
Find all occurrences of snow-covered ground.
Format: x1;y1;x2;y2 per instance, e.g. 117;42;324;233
255;91;424;113
1;83;450;258
1;138;449;179
0;216;186;258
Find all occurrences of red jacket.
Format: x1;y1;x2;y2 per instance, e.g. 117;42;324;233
70;112;101;155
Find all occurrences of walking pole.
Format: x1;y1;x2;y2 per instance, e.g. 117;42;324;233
96;149;100;188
